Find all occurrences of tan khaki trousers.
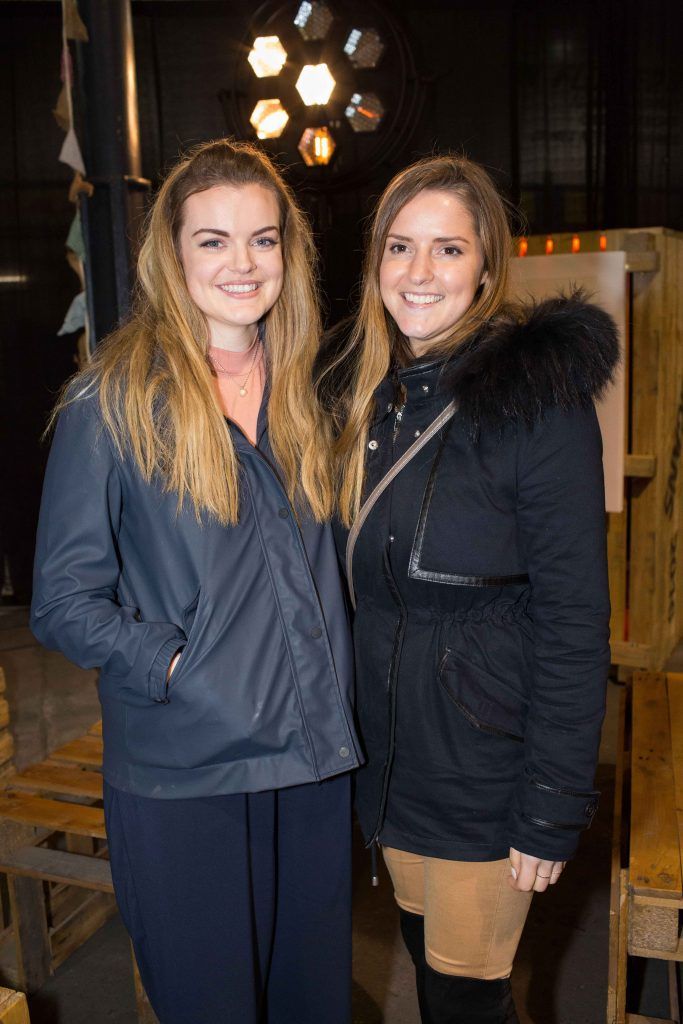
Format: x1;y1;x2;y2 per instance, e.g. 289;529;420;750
383;846;533;980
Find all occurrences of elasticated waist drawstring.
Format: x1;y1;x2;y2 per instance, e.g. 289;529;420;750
370;839;379;887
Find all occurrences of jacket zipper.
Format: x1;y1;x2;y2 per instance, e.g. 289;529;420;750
521;813;590;831
391;381;407;446
368;383;408;846
528;777;597;799
392;404;405;445
369;548;407;846
234;422;347;780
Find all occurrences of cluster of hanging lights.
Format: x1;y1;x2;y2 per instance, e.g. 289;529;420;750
247;1;386;167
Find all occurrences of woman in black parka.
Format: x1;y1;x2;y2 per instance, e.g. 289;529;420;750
322;156;618;1023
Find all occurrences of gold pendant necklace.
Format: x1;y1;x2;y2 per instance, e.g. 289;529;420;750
236;343;262;396
211;335;262;397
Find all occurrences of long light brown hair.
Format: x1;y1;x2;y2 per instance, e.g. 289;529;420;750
325;155;513;525
56;139;334;524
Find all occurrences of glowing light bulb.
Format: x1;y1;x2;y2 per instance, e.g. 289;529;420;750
298;126;336;167
296;64;336;106
247;36;287;78
249;99;289;139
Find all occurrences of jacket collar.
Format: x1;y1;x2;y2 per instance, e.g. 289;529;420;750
373;361;445;426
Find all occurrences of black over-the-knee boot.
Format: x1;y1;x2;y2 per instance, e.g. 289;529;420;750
398;910;432;1022
422;964;519;1024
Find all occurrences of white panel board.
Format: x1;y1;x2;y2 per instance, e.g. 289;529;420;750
509;252;627;513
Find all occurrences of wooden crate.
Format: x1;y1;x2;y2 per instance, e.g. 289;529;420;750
520;229;683;672
607;671;683;1023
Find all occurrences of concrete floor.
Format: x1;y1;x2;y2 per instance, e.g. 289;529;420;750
0;607;675;1023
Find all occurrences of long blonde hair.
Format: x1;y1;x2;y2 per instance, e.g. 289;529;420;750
326;155;513;525
56;139;334;524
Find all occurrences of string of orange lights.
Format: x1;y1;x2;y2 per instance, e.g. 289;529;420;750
517;233;609;257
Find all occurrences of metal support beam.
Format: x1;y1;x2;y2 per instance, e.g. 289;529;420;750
76;0;150;346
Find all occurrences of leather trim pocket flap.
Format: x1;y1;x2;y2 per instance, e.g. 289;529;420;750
438;648;528;742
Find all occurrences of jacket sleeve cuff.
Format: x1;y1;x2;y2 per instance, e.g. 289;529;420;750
148;636;187;703
508;772;599;861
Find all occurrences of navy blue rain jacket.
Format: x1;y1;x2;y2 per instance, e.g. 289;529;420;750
31;393;360;798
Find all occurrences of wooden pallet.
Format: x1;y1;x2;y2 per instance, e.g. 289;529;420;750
9;764;103;801
0;670;14;789
0;987;29;1024
519;229;683;673
49;735;103;767
0;667;157;1022
607;671;683;1023
0;792;106;840
0;718;111;992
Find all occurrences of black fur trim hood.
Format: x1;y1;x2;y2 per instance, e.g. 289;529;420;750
317;292;620;433
439;292;620;433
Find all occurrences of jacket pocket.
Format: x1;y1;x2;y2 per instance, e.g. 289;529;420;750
165;587;202;694
182;587;201;637
437;648;527;742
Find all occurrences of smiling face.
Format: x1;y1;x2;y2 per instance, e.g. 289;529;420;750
379;189;486;358
178;183;284;350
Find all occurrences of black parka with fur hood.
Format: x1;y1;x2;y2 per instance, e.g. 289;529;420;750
348;295;619;862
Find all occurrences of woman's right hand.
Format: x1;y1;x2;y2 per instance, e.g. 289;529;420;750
508;848;565;893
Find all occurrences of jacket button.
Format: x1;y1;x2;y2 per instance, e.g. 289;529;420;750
278;507;289;518
339;746;350;758
368;440;379;451
414;429;421;438
421;384;430;393
585;802;596;818
154;697;170;705
310;626;322;638
387;403;393;412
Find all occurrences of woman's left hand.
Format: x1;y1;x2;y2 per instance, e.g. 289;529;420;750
508;848;565;892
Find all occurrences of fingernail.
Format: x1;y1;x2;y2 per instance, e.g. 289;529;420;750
510;867;517;880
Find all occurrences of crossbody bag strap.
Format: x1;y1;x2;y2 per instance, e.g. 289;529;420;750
345;400;457;610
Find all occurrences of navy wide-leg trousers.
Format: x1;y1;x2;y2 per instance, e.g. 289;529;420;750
103;774;352;1024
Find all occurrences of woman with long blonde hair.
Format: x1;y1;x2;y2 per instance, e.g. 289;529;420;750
31;139;360;1024
321;155;618;1022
